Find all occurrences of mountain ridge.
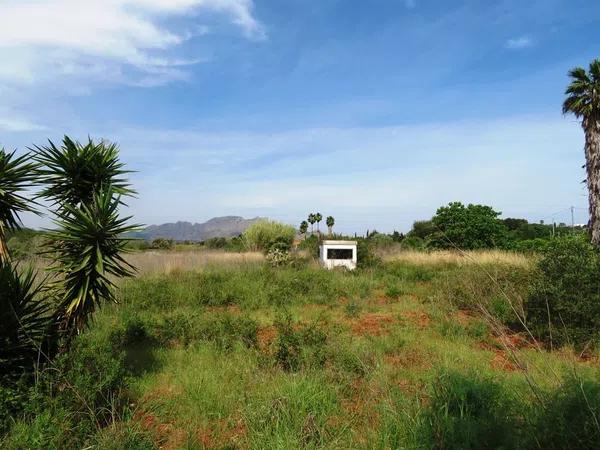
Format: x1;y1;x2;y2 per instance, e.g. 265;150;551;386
130;216;266;241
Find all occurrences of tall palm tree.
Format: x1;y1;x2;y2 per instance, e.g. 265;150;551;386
308;213;316;234
315;212;322;233
563;59;600;244
326;216;335;236
299;220;308;238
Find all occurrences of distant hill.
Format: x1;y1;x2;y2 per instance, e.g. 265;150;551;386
131;216;265;242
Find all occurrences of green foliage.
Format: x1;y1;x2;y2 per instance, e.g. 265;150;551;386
242;220;296;252
34;136;134;209
409;220;437;240
0;149;39;263
265;248;292;267
419;370;520;449
149;237;174;250
534;376;600;448
6;229;45;260
526;235;600;348
0;263;53;380
356;238;382;268
274;313;328;371
299;220;308;235
563;59;600;118
47;189;139;334
429;202;508;250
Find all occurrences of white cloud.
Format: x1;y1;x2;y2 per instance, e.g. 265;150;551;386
0;0;264;87
0;114;46;132
505;35;534;50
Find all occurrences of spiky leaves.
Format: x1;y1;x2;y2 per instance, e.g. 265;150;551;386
0;149;38;263
0;263;53;378
33;136;135;209
563;60;600;245
35;136;140;336
47;189;140;335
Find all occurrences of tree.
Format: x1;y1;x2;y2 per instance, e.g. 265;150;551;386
308;213;316;234
326;216;335;236
563;59;600;245
299;220;308;237
429;202;508;250
315;212;323;233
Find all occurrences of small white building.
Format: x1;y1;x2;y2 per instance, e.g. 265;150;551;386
319;240;358;270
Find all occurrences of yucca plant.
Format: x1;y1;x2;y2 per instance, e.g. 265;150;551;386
46;189;139;334
0;262;53;378
35;137;140;337
0;149;39;263
33;136;134;209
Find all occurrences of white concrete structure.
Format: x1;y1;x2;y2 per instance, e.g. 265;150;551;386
319;240;358;270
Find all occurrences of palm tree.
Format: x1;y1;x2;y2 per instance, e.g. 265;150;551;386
308;213;316;234
326;216;335;236
563;60;600;244
0;149;38;264
299;220;308;238
315;212;322;233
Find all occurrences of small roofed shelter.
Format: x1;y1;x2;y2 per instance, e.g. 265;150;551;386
319;240;358;270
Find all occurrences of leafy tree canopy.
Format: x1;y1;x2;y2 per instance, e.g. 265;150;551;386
429;202;508;250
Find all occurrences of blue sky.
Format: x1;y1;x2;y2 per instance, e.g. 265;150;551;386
1;0;599;233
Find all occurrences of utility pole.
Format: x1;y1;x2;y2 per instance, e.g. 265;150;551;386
571;206;575;232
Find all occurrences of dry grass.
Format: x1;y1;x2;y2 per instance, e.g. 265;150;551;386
126;250;264;275
380;249;534;268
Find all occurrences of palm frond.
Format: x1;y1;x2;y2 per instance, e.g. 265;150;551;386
563;61;600;118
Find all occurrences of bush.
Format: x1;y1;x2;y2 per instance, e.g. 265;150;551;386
525;235;600;348
242;220;296;252
274;314;328;371
149;238;174;250
534;376;600;448
356;239;381;269
419;370;520;449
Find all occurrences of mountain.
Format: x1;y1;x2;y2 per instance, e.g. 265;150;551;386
131;216;265;242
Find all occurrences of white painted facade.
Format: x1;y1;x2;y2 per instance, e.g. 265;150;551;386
319;240;358;270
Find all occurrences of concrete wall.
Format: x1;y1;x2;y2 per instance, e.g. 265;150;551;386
319;242;357;270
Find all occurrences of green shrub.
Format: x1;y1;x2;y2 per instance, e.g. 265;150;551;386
525;235;600;348
149;238;174;250
274;314;328;371
356;239;381;268
419;370;520;449
242;220;296;252
534;376;600;449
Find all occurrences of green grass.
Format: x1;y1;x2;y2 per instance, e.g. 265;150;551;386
4;254;600;449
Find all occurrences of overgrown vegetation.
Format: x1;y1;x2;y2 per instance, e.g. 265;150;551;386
4;248;600;448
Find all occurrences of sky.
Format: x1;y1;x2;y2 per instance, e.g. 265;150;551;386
1;0;599;233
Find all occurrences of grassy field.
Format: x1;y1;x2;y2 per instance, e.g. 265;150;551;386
5;249;600;449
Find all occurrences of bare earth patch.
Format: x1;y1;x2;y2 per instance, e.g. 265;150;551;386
352;313;397;336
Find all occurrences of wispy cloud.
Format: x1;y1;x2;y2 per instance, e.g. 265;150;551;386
0;0;265;87
0;114;46;133
505;35;534;50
